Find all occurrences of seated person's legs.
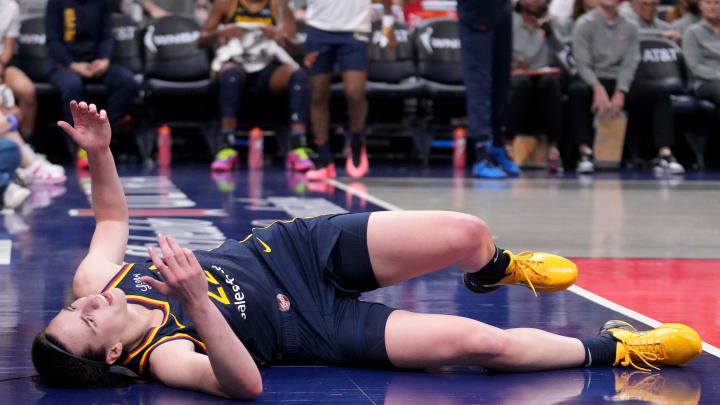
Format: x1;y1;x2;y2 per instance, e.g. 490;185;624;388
537;75;564;171
0;136;30;209
48;68;84;125
267;64;313;171
100;64;139;125
3;66;38;136
626;82;684;173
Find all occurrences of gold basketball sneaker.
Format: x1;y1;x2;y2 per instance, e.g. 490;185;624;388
463;251;578;296
600;320;703;372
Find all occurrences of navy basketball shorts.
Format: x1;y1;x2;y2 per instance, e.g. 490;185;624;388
249;213;396;369
305;25;368;74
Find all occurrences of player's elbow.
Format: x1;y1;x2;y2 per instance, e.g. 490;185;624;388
226;382;263;400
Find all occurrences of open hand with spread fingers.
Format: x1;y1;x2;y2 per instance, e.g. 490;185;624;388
57;100;112;152
140;234;209;311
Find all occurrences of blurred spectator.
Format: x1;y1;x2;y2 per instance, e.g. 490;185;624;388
569;0;683;174
683;0;720;107
116;0;209;26
200;0;312;172
665;0;688;21
672;0;701;35
17;0;48;18
303;0;395;180
0;113;32;209
457;0;518;179
1;0;38;137
619;0;636;19
627;0;682;40
507;0;565;171
550;0;575;19
45;0;139;129
555;0;597;41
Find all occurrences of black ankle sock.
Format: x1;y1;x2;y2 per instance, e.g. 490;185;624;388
290;130;306;150
315;142;332;167
221;128;235;148
466;246;511;285
474;140;489;164
349;131;364;166
578;333;617;367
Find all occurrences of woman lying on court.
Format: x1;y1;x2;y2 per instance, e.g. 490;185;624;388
32;101;703;400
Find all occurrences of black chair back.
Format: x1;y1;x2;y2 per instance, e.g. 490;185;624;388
414;18;462;85
143;15;209;81
368;21;415;83
112;13;142;73
635;35;686;94
14;16;51;81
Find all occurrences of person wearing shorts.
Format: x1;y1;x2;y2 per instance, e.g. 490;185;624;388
303;0;395;180
31;101;703;399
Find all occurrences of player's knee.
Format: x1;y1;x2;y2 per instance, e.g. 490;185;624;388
448;213;490;250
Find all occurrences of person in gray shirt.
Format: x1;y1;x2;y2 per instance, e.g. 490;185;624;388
507;0;565;172
628;0;682;40
672;0;701;37
683;0;720;107
568;0;683;174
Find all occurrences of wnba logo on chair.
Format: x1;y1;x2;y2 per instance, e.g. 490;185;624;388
143;25;200;54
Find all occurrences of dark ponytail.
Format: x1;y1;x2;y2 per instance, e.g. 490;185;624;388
31;331;138;388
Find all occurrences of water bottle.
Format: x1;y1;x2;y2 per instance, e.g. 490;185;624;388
249;126;264;169
157;124;171;166
453;127;467;168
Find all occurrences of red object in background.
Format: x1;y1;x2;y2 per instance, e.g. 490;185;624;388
249;126;264;169
453;127;467;168
157;124;171;166
574;257;720;348
404;0;458;29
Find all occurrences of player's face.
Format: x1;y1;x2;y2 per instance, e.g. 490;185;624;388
46;288;129;358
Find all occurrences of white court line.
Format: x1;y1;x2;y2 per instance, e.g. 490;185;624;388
329;178;720;359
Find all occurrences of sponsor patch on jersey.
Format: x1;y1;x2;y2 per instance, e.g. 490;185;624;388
276;293;291;312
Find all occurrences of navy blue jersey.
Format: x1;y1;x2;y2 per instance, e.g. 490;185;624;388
101;238;284;377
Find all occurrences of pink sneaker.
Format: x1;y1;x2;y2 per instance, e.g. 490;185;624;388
345;145;369;179
286;147;315;172
306;163;336;181
211;148;238;171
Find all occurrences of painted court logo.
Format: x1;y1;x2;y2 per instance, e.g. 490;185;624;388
276;294;291;312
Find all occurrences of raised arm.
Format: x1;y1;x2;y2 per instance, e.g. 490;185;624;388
141;235;262;399
57;101;128;297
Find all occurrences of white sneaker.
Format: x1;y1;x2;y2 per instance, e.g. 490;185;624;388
3;183;31;209
653;154;685;175
577;150;595;174
17;160;66;185
0;84;15;108
22;146;66;176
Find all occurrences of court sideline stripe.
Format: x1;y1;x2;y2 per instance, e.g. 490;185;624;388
328;178;720;359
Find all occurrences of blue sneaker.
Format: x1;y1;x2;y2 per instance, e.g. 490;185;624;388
472;160;507;178
489;144;521;176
